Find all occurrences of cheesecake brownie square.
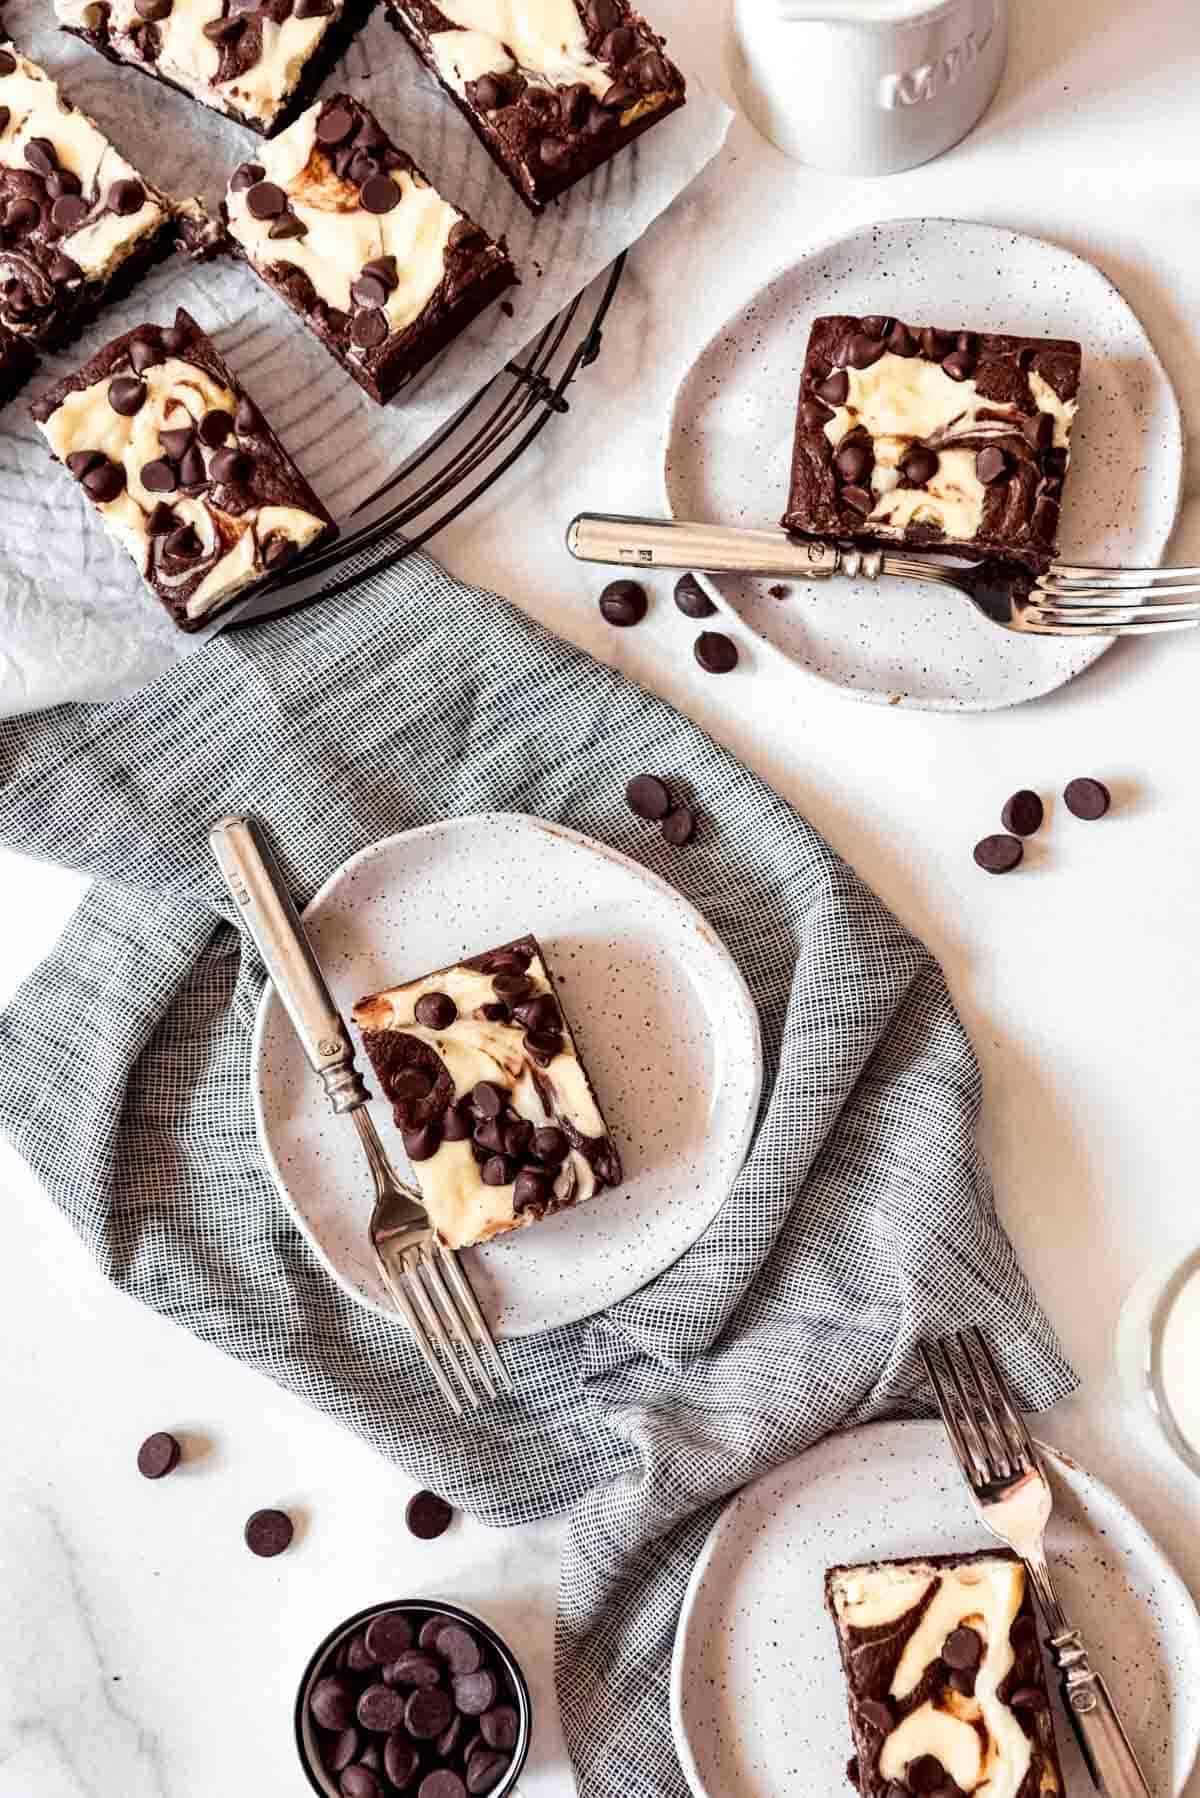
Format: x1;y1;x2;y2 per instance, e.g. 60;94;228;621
783;315;1082;576
385;0;686;212
33;307;335;630
0;46;179;398
353;934;622;1250
223;93;516;405
826;1551;1064;1798
56;0;378;137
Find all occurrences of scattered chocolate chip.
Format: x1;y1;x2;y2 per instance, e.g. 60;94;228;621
901;445;939;487
835;440;873;483
694;630;738;673
1010;1685;1049;1712
1064;777;1110;819
974;833;1023;874
661;805;695;846
311;1676;357;1730
316;103;356;146
140;457;177;493
230;161;265;192
406;1490;454;1540
244;1507;293;1557
626;773;671;820
107;375;146;417
839;485;874;517
816;369;849;406
358;1682;407;1732
415;991;457;1030
673;572;716;618
246;180;287;219
82;459;126;503
599;578;647;626
136;1431;180;1478
471;1081;505;1118
859;1698;893;1732
360;174;400;214
942;1627;983;1671
1001;790;1044;836
210;446;250;484
128;337;164;374
976;446;1009;485
108;179;145;215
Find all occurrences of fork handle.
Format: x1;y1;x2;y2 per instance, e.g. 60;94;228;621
209;815;369;1115
1047;1627;1154;1798
566;512;844;577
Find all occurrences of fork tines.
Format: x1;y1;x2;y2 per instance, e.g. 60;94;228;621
919;1327;1040;1489
375;1240;513;1418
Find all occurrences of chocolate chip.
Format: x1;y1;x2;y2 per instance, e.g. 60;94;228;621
244;1507;293;1556
128;337;164;374
600;24;636;62
835;440;873;483
235;394;261;435
858;1698;892;1732
673;572;716;618
921;327;953;361
82;459;126;503
46;168;80;200
269;213;307;240
0;51;16;75
158;426;195;458
136;1431;180;1478
135;0;173;16
404;1118;442;1162
211;446;250;484
437;1713;466;1758
352;308;388;349
406;1490;454;1540
600;80;639;110
1010;1685;1049;1711
942;1627;982;1671
491;974;531;1004
472;74;507;111
345;1633;377;1674
839;485;874;517
1023;411;1054;452
384;1735;420;1788
231;161;265;192
694;630;738;673
942;348;975;381
141;457;177;493
907;1756;947;1794
532;1126;567;1164
626;773;671;819
471;1081;505;1118
146;502;175;535
406;1687;454;1740
358;1682;407;1732
329;1726;360;1771
203;11;244;38
415;991;457;1030
340;1769;382;1798
108;179;145;215
161;321;192;356
599;578;647;626
538;136;572;170
635;50;672;91
108;375;145;416
481;1154;514;1185
587;0;621;27
50;253;81;283
480;1707;518;1752
385;1648;442;1689
3;196;39;235
294;0;332;15
976;446;1008;485
317;103;356;146
901;445;939;487
887;321;918;357
360;174;400;214
846;333;885;370
974;833;1023;874
513;1168;549;1212
51;194;89;232
199;409;233;448
429;1775;471;1798
24;136;57;175
801;398;834;431
360;1611;413;1667
525;1030;563;1064
163;524;202;561
661;805;695;845
311;1676;357;1730
66;450;105;482
815;369;849;406
442;1102;473;1140
1001;790;1043;836
351;271;390;308
451;1670;497;1718
466;1755;508;1796
1063;776;1110;819
436;1625;483;1676
247;180;287;219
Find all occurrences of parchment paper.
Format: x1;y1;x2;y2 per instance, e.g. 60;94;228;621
0;0;731;714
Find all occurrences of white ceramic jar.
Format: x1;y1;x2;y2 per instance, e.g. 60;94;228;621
732;0;1009;176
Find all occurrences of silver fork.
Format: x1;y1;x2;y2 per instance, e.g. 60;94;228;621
921;1328;1153;1798
567;513;1200;638
209;815;512;1417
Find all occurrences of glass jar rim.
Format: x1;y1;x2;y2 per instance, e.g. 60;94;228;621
1148;1247;1200;1477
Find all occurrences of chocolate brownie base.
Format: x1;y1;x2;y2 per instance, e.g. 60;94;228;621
33;306;335;631
352;933;622;1250
783;315;1081;576
59;0;380;139
0;324;37;407
223;93;516;405
826;1550;1064;1798
385;0;685;212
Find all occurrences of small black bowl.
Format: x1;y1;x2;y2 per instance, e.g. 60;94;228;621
295;1597;532;1797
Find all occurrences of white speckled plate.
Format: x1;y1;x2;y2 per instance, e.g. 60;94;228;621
664;219;1184;711
671;1420;1200;1798
253;813;762;1339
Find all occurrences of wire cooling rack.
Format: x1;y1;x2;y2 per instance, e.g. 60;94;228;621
233;254;626;627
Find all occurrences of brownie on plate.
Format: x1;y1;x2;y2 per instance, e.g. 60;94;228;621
0;46;179;399
223;93;516;405
56;0;378;137
783;315;1081;576
353;934;622;1250
826;1550;1064;1798
32;306;335;630
384;0;686;212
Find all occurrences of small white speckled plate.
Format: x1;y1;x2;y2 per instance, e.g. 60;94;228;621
664;219;1184;711
252;813;763;1339
671;1420;1200;1798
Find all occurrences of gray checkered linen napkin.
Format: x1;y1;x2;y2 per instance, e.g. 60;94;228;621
0;551;1074;1798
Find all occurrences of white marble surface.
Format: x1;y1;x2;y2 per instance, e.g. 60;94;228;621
2;0;1200;1792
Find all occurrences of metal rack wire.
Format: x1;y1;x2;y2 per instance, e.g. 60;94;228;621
233;254;626;627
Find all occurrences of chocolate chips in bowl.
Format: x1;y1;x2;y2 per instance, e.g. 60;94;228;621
295;1599;531;1797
